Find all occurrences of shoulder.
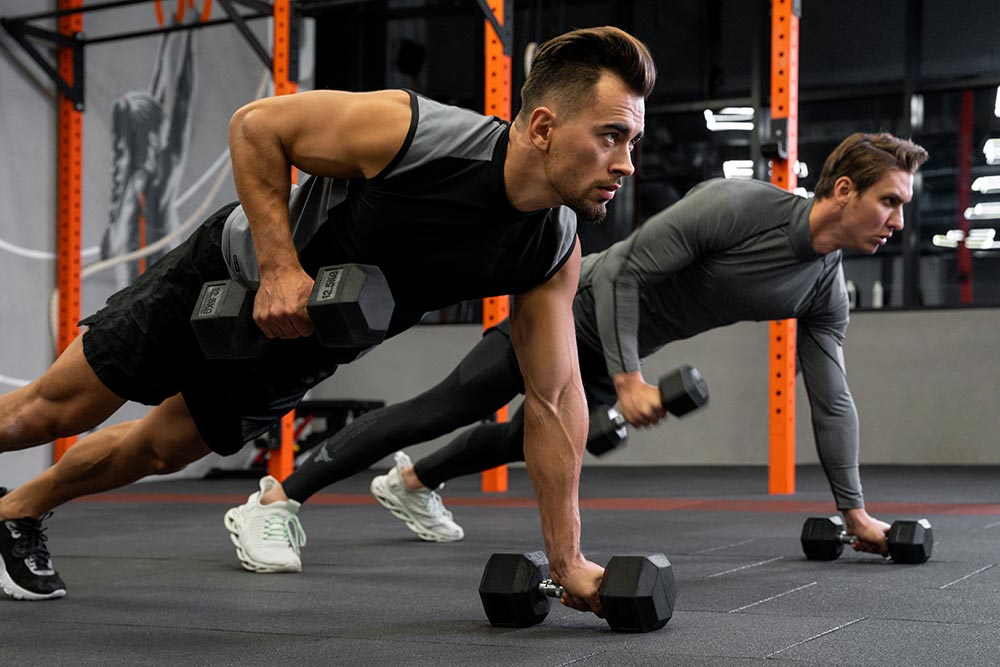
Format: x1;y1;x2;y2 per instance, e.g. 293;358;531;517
685;178;791;205
383;93;507;179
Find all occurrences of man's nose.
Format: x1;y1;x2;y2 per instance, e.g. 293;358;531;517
612;146;635;177
890;207;905;231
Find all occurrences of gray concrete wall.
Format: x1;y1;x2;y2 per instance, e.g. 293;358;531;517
315;308;1000;471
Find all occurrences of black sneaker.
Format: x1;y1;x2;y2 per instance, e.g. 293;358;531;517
0;488;66;600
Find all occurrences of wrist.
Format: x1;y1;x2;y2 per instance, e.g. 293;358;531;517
612;370;643;392
548;551;586;580
841;507;870;533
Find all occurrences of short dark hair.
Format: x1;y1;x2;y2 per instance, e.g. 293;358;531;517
814;133;929;199
515;26;656;123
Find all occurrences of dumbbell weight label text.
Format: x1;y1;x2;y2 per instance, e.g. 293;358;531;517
316;268;344;303
198;283;228;317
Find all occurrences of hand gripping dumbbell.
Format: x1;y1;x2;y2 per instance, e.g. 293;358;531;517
190;264;395;359
478;551;677;633
587;365;709;456
800;515;933;564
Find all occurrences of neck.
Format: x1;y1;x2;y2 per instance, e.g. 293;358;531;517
808;197;847;254
503;122;561;212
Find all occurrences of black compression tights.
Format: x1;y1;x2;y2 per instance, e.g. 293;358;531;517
282;328;526;503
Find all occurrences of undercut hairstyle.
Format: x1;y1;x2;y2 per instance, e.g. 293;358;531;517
814;133;929;200
515;26;656;123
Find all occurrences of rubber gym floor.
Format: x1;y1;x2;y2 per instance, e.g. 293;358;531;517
2;464;998;667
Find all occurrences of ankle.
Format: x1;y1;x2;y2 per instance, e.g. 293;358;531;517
399;466;427;492
0;493;32;521
260;483;290;505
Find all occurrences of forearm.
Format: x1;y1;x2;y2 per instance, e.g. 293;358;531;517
521;385;588;575
799;327;865;510
813;422;864;510
228;103;298;274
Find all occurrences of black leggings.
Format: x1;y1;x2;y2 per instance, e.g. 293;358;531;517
282;324;615;503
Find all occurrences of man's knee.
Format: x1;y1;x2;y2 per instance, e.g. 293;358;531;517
140;398;213;475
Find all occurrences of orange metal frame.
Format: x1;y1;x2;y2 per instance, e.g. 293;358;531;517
480;0;512;493
51;2;296;472
54;0;84;461
269;0;298;481
768;0;799;495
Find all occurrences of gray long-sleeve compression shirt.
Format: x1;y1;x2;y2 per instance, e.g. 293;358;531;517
573;178;863;509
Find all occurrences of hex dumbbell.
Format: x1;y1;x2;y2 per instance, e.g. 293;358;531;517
587;365;709;456
478;551;677;633
190;264;395;359
800;515;933;564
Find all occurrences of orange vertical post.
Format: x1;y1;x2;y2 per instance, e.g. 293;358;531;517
54;0;84;462
269;0;299;482
768;0;799;494
480;0;512;493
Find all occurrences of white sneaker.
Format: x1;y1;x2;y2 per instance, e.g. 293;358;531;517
224;476;307;573
370;452;464;543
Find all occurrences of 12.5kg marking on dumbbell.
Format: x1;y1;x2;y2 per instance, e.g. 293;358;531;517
190;264;395;359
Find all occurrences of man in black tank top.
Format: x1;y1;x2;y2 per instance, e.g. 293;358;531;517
0;26;655;615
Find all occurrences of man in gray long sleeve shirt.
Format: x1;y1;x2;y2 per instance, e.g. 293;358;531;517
230;132;928;571
576;177;861;507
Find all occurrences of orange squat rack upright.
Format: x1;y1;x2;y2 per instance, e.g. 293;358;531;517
767;0;800;495
480;0;513;493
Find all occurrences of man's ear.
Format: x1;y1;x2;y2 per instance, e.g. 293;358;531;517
527;106;556;151
834;176;854;207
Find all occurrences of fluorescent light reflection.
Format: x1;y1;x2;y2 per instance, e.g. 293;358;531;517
971;176;1000;194
984;139;1000;165
722;160;754;179
965;203;1000;220
704;107;755;132
932;228;998;249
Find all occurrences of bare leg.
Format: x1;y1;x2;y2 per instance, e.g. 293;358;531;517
0;393;212;520
0;335;125;451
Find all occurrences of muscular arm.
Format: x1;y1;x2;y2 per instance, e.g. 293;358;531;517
511;241;603;613
227;90;412;338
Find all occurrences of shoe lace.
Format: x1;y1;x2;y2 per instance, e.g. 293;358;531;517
262;512;307;554
422;491;454;522
9;512;55;570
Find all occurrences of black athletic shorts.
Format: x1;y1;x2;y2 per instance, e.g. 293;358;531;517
81;203;362;455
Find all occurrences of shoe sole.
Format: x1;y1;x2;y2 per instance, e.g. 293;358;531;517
0;555;66;601
369;477;463;543
223;507;302;574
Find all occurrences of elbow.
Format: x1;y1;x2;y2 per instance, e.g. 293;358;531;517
228;103;252;147
228;100;268;149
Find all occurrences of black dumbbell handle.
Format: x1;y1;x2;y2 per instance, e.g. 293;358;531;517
538;579;566;598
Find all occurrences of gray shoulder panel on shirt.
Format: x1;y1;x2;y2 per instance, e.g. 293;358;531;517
387;95;504;178
545;206;578;280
